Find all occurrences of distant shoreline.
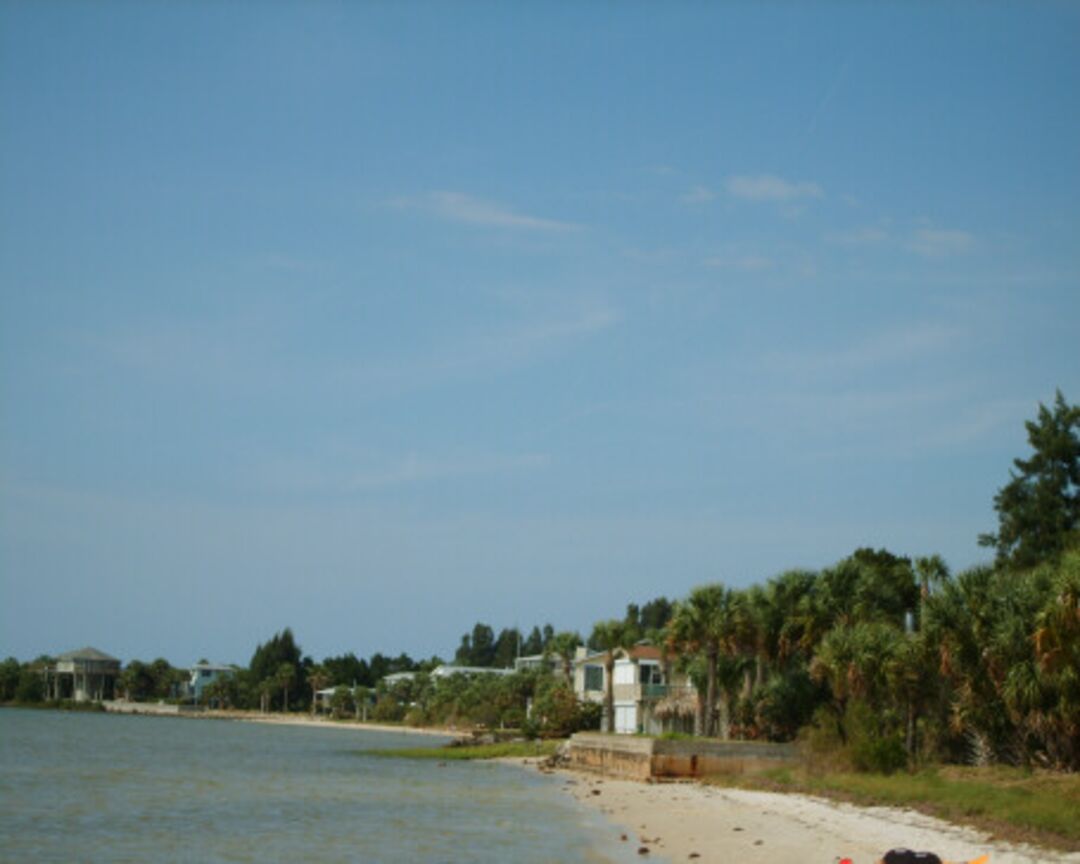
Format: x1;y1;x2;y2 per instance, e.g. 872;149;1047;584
99;700;468;739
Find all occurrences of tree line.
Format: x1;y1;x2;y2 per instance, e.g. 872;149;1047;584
3;392;1077;768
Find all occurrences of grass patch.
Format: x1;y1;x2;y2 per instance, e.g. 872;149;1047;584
358;740;562;761
707;765;1080;852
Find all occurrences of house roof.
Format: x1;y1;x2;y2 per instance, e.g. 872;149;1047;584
56;646;119;662
575;644;664;665
622;645;663;661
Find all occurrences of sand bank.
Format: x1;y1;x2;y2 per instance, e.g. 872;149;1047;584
545;769;1080;864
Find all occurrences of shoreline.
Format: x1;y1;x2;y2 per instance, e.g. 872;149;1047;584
99;701;468;739
539;767;1080;864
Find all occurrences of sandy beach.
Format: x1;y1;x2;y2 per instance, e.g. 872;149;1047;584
539;769;1080;864
104;701;466;738
231;712;464;738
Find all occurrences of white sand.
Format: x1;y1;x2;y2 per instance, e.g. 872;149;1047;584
543;770;1080;864
223;711;465;738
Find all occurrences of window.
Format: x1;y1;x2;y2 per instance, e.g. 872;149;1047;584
640;663;663;685
584;665;603;692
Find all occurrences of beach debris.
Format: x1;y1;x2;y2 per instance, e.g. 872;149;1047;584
591;788;602;796
733;826;743;832
880;849;942;864
754;839;763;845
637;846;650;855
620;834;628;842
688;854;700;860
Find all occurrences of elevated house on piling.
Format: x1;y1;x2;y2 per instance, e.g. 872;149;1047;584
43;647;120;702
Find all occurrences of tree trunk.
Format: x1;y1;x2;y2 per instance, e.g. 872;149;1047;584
906;700;916;761
604;658;616;733
718;691;731;741
705;649;718;738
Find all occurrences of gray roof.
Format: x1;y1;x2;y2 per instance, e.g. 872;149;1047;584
56;646;119;662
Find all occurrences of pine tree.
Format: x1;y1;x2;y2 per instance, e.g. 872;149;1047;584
980;391;1080;569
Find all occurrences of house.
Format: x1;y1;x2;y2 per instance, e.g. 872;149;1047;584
186;662;237;703
381;671;417;686
430;664;514;679
513;653;561;675
43;647;120;702
573;644;696;735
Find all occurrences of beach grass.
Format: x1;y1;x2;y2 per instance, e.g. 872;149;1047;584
708;764;1080;851
358;740;562;761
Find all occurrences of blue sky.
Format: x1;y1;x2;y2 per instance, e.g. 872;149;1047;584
2;2;1078;666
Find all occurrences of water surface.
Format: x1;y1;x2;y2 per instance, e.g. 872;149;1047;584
0;708;642;863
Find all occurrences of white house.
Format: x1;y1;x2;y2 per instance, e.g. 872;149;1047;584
431;664;514;679
573;644;696;735
187;662;237;702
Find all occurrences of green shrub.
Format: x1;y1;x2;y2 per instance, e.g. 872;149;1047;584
852;734;908;774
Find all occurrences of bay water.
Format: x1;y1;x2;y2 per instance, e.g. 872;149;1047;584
0;708;644;863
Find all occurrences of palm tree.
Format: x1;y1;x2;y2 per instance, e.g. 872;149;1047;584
275;663;296;713
258;678;275;714
591;619;634;733
306;665;330;716
547;631;582;683
668;584;739;738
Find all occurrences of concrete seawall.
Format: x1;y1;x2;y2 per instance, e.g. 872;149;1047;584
567;732;797;780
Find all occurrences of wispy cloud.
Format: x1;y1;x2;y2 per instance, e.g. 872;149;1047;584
908;228;975;258
680;185;715;204
389;191;580;231
725;174;824;203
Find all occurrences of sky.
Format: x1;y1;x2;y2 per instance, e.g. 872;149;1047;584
2;2;1078;667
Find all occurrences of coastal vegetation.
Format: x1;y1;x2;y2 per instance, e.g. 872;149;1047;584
360;740;561;761
712;765;1080;851
4;392;1078;775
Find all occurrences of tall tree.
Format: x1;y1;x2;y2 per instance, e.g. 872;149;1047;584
306;665;330;715
590;619;635;733
455;623;496;666
276;662;296;713
547;631;582;681
250;628;303;692
980;391;1080;570
493;628;521;668
522;626;544;656
668;584;739;738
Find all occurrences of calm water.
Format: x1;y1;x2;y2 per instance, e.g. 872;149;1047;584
0;709;644;863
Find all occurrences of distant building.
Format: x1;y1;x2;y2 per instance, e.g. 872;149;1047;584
381;671;418;686
44;647;120;702
430;664;514;679
186;662;237;702
513;653;560;674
